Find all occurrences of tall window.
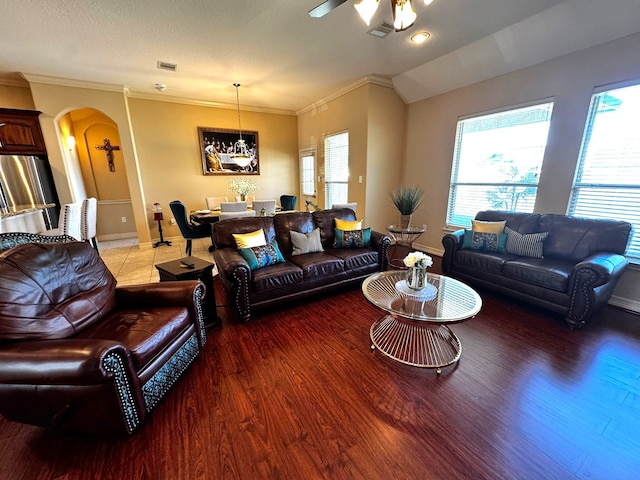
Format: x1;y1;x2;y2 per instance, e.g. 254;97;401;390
324;131;349;209
300;150;316;197
568;83;640;261
447;102;554;227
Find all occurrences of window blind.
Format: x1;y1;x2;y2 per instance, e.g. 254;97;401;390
324;132;349;209
300;152;315;197
568;84;640;260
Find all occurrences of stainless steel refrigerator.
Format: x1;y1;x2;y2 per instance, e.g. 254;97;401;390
0;155;60;229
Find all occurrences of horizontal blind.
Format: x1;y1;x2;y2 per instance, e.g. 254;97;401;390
300;153;315;197
568;85;640;260
324;132;349;209
447;102;553;227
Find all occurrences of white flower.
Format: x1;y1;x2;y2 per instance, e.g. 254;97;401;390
227;178;259;196
403;251;433;268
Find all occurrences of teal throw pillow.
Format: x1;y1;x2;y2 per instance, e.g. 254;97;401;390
461;229;506;253
238;240;285;271
333;227;371;248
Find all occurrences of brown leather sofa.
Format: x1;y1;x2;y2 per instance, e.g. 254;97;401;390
212;208;390;320
0;237;207;434
442;211;632;328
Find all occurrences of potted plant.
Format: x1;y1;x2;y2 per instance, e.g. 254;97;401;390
390;185;424;228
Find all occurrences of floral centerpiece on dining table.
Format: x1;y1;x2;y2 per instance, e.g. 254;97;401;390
227;178;259;201
403;251;433;290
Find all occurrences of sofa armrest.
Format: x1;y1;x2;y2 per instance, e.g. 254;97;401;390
566;252;630;328
212;247;252;321
116;281;207;346
0;339;134;384
371;230;391;271
442;229;465;275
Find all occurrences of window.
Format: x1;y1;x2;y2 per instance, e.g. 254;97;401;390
447;102;554;227
324;131;349;209
300;150;316;197
568;83;640;261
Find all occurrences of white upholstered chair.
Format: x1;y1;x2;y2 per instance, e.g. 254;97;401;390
42;202;82;240
234;195;254;206
220;201;248;212
81;197;98;250
252;199;277;216
205;196;228;210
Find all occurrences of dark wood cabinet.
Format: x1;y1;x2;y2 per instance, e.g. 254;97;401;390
0;108;47;155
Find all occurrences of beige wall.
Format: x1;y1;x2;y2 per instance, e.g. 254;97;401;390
0;84;34;110
404;32;640;311
297;80;406;232
127;98;298;240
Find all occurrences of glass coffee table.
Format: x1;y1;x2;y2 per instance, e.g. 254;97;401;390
362;271;482;374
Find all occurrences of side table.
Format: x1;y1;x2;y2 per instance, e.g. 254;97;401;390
155;256;220;328
386;224;427;269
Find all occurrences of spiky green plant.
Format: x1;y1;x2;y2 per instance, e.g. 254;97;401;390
390;185;424;215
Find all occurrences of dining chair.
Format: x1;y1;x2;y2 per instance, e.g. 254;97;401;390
81;197;98;250
252;199;277;216
169;200;211;256
220;201;248;212
41;201;82;240
205;196;228;210
218;210;257;221
280;195;297;211
332;202;357;214
234;195;255;206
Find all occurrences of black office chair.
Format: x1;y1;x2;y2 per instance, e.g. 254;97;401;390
169;200;211;256
280;195;298;211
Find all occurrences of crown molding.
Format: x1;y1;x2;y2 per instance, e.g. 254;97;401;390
0;75;29;88
296;74;396;116
125;90;296;116
20;73;126;93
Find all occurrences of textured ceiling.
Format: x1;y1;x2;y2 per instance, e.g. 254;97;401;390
1;0;639;113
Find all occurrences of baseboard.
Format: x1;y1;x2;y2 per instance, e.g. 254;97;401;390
609;295;640;314
97;233;138;242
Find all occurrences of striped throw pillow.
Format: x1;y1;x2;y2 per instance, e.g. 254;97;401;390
504;227;549;258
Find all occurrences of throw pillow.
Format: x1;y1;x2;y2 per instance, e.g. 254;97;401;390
334;227;371;248
504;226;549;258
290;228;324;256
232;228;266;249
461;229;507;253
335;218;363;231
238;240;285;271
471;220;506;234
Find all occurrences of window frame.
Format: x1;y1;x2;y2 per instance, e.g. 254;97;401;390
323;131;349;209
299;149;316;198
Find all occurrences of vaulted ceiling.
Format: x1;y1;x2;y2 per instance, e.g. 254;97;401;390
2;0;640;112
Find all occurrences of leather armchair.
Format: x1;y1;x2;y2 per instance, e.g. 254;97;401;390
0;239;206;434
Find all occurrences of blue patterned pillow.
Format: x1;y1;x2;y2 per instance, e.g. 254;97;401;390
461;229;507;253
334;227;371;248
504;226;548;258
238;240;285;270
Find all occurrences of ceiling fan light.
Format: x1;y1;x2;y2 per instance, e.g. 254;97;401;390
354;0;380;26
423;0;434;5
392;0;417;32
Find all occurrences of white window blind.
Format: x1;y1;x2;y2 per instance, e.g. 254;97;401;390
447;102;554;227
568;84;640;261
300;151;315;197
324;132;349;209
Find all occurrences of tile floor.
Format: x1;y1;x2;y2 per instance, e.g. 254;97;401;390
99;235;216;286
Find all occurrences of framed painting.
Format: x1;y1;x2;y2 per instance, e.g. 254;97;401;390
198;127;259;175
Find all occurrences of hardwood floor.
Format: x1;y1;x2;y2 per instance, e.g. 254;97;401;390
1;275;639;479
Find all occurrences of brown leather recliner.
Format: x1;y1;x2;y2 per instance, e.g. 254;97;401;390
0;239;207;434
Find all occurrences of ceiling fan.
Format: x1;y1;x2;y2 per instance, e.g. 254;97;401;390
309;0;432;32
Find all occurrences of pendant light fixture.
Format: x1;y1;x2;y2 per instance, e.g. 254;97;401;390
354;0;380;26
232;83;252;168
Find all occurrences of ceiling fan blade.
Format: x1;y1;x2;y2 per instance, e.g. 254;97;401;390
308;0;349;18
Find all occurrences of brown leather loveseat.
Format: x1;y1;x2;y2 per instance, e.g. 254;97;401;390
442;210;632;328
0;238;207;434
212;208;390;320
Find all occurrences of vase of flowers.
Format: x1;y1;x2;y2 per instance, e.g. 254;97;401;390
227;178;259;201
403;251;433;290
390;185;424;229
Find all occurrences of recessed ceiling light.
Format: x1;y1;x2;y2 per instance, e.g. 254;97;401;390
411;31;431;44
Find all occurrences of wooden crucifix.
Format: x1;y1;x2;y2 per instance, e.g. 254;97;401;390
95;138;121;172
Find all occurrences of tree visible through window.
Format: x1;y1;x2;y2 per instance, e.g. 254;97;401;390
568;83;640;261
447;102;554;227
